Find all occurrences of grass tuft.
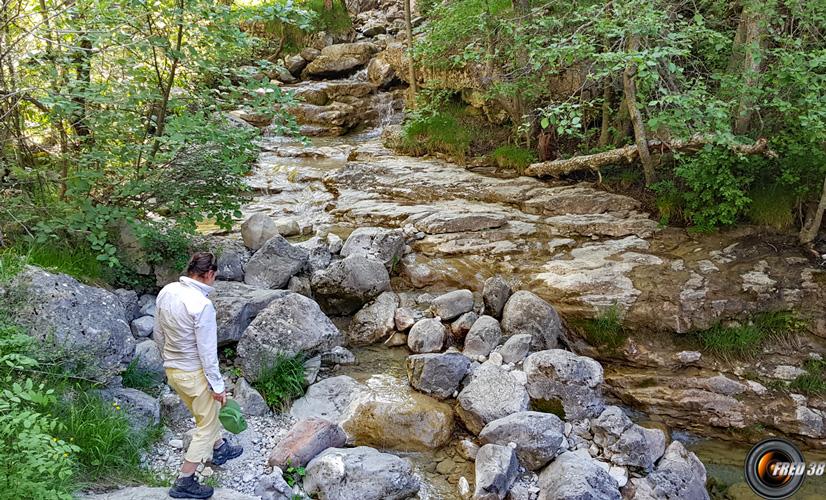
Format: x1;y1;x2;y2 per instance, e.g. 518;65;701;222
747;183;796;230
401;105;474;160
122;356;164;393
0;242;104;284
789;359;826;396
693;311;804;360
253;353;306;411
491;145;537;173
580;304;627;350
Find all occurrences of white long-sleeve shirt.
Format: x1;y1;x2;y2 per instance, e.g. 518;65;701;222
153;276;225;394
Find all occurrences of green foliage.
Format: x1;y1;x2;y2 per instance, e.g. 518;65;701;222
692;311;805;360
0;241;104;285
747;182;796;230
0;316;161;494
304;0;352;34
789;360;826;396
283;459;306;487
253;353;306;411
122;357;163;393
413;0;826;232
0;0;300;272
0;321;77;498
401;104;474;159
580;305;627;350
650;180;685;226
53;391;163;487
491;145;537;173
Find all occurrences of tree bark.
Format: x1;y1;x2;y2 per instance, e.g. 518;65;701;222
147;0;185;164
403;0;417;100
732;4;764;135
525;136;776;178
622;35;655;185
800;175;826;245
598;78;612;147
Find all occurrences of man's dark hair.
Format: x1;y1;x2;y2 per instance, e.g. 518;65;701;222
186;252;217;277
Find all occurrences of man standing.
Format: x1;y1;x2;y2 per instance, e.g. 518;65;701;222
154;252;243;499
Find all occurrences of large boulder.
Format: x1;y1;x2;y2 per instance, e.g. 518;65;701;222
432;289;474;321
340;227;405;270
538;451;621;500
463;315;502;358
304;447;420;500
130;315;154;338
296;236;332;274
474;444;520;500
291;375;363;422
211;281;286;345
311;255;390;315
244;235;308;289
483;277;511;319
407;318;447;353
498;334;532;364
97;387;160;432
479;411;565;471
501;291;562;350
133;340;165;383
340;376;455;451
304;42;379;78
7;266;135;381
631;441;709;500
347;291;399;346
523;350;604;420
237;293;342;381
285;54;308;77
212;238;251;282
269;417;346;468
456;364;529;435
234;377;269;417
367;52;397;88
406;352;471;399
591;406;666;471
241;213;279;251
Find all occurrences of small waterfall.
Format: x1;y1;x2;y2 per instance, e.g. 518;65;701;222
372;91;402;131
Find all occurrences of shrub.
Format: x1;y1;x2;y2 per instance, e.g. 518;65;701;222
253;353;306;411
491;145;537;173
402;107;474;160
650;180;685;226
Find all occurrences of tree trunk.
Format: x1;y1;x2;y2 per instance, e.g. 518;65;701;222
732;4;764;135
598;78;613;147
403;0;417;100
148;0;185;163
800;175;826;245
622;35;654;185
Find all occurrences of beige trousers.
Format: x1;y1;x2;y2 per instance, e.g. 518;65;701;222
166;368;223;463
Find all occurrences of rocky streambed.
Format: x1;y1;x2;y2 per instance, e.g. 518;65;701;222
9;1;826;498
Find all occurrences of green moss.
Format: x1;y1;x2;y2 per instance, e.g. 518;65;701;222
401;105;474;160
748;183;795;230
692;311;805;360
491;145;537;173
531;398;566;419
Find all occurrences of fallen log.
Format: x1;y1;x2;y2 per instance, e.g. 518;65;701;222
524;136;777;178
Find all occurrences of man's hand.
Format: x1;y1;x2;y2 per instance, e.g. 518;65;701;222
212;390;227;405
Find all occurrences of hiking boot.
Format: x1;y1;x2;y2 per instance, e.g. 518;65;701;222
211;438;243;465
169;475;214;499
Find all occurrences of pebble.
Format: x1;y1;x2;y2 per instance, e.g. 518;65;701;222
201;467;214;477
242;472;254;483
488;352;503;366
169;439;183;449
511;370;527;386
458;476;472;499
